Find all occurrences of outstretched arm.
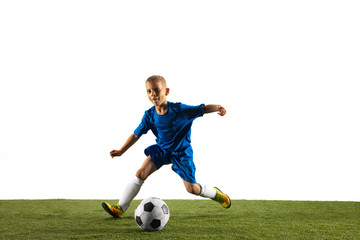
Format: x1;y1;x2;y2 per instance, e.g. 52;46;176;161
110;133;140;158
203;104;226;116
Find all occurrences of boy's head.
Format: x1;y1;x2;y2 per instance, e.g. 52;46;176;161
145;75;169;107
146;75;167;88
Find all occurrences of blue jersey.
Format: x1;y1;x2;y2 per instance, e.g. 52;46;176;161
134;102;205;152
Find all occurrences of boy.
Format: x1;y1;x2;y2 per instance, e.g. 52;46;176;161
102;75;231;218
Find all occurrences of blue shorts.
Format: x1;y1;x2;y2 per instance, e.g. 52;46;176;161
144;144;197;184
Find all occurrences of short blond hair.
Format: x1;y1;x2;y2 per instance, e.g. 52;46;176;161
146;75;167;87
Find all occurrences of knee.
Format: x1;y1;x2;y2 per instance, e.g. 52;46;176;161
136;168;147;181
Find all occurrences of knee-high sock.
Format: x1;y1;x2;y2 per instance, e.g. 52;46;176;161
199;183;216;199
119;176;144;212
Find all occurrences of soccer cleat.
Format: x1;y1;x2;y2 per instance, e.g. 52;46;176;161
102;202;125;218
213;187;231;208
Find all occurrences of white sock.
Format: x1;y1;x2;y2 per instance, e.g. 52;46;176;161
199;183;216;199
119;176;144;212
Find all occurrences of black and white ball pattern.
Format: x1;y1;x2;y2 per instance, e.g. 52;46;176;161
134;197;170;231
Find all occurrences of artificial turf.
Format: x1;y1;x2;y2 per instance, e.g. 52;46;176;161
0;199;358;239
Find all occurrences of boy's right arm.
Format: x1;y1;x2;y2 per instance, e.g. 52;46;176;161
110;133;139;158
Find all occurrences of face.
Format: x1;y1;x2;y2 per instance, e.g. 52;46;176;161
146;80;169;107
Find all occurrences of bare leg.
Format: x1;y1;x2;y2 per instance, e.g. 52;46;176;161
136;156;158;181
119;156;157;211
183;180;202;195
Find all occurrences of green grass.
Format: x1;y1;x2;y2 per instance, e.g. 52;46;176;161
0;199;359;239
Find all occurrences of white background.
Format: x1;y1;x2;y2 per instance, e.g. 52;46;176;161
1;1;359;201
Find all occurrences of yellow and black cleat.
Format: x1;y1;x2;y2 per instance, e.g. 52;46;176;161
213;187;231;208
102;202;125;218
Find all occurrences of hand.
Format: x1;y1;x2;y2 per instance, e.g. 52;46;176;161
110;150;123;158
218;106;226;116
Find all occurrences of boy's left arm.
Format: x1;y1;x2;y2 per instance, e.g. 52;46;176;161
203;104;226;116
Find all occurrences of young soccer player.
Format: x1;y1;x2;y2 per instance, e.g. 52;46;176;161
102;75;231;218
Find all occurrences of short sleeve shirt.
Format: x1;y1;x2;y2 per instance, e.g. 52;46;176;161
134;102;205;152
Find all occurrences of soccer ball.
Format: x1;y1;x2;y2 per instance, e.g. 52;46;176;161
134;197;170;231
